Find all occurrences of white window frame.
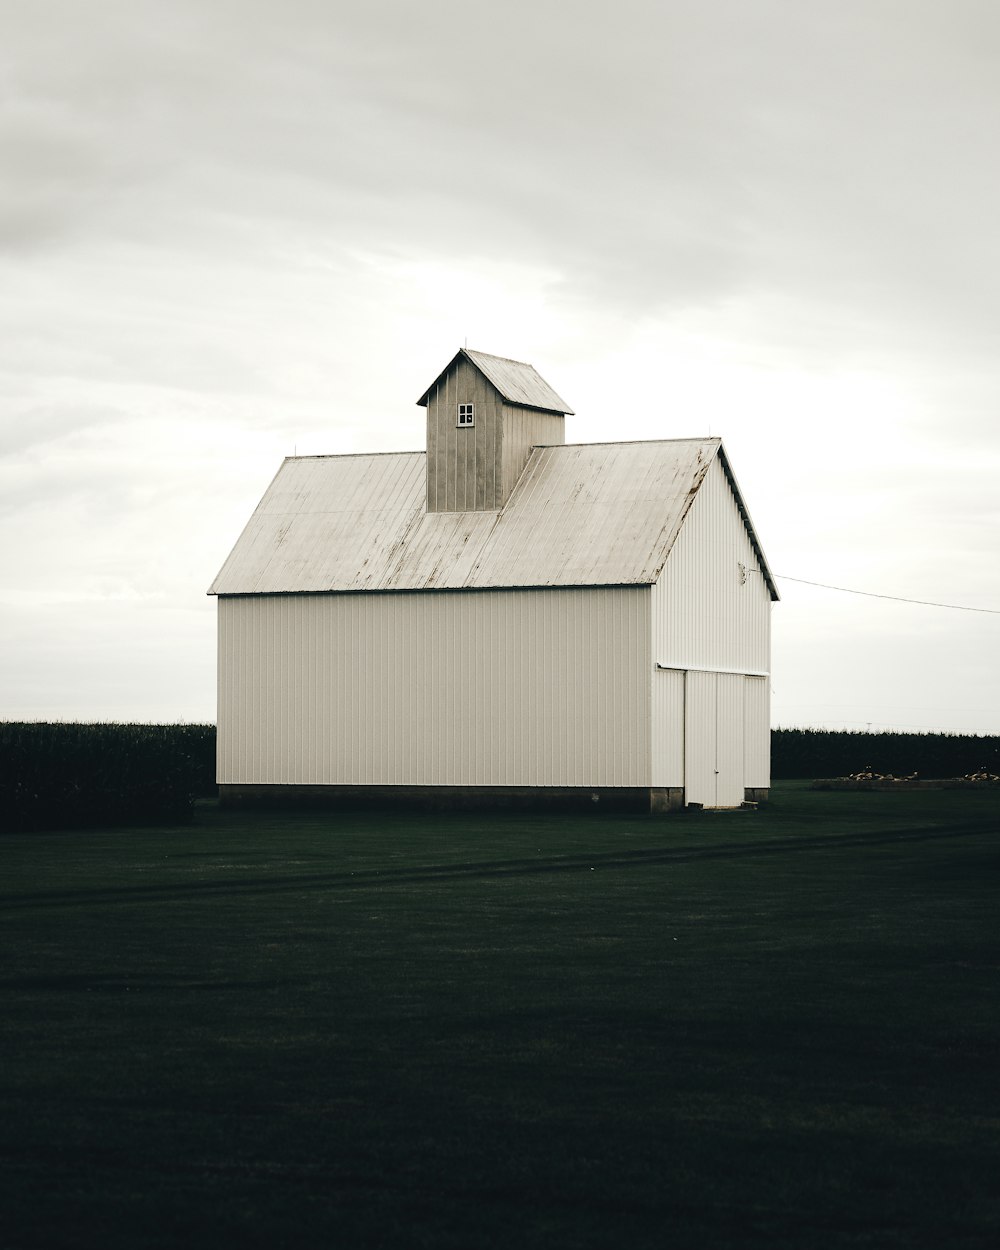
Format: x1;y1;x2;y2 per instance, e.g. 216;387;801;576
457;403;475;427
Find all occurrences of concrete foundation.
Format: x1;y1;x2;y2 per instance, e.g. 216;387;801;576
649;788;686;814
219;784;687;815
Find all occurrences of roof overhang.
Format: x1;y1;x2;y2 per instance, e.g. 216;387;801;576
716;444;780;601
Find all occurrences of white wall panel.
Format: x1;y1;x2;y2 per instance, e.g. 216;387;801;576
682;671;746;807
218;586;651;788
651;668;685;787
651;455;771;801
743;676;771;788
683;671;717;806
715;673;746;808
651;457;771;674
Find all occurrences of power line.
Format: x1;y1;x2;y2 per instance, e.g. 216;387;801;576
774;575;1000;615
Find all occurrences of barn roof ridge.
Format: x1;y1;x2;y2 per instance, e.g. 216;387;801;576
285;450;425;461
534;436;721;450
463;347;537;366
285;438;720;463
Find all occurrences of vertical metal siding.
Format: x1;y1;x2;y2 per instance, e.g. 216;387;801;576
651;457;770;673
500;405;565;503
426;358;504;513
743;676;771;787
651;456;770;802
681;671;745;807
650;668;685;787
683;671;717;806
715;673;746;807
424;360;566;513
217;586;652;788
649;459;772;804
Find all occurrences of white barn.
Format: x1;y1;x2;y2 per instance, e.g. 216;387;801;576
209;349;778;813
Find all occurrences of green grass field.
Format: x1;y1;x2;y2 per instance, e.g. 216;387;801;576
2;783;998;1248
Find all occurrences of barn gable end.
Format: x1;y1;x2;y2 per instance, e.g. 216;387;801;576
650;455;774;805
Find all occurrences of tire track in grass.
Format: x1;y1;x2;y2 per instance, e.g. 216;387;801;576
2;821;996;913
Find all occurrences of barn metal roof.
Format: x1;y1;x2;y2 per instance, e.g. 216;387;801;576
209;439;778;598
417;348;574;415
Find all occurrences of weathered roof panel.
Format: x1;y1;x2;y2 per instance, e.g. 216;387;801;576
208;453;425;595
416;348;574;414
464;441;715;588
381;508;501;589
208;437;781;598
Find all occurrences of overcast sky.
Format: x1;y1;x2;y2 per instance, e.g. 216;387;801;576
2;0;998;735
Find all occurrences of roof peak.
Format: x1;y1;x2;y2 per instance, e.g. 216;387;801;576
417;348;574;415
462;347;531;367
285;437;722;464
286;449;424;462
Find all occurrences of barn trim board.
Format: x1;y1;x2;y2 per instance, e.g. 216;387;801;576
211;348;777;813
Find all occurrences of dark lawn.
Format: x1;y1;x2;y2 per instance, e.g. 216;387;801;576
1;782;998;1248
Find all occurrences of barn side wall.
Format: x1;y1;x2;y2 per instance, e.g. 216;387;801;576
650;457;772;792
500;405;565;503
217;586;652;789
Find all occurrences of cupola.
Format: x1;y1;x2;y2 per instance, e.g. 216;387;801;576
417;348;573;513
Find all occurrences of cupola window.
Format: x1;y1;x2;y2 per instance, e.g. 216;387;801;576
457;403;475;427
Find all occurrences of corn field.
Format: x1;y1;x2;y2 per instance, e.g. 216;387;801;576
771;728;1000;781
3;723;997;832
0;722;216;833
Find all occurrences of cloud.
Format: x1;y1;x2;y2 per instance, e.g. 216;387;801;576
1;0;997;725
5;0;997;350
